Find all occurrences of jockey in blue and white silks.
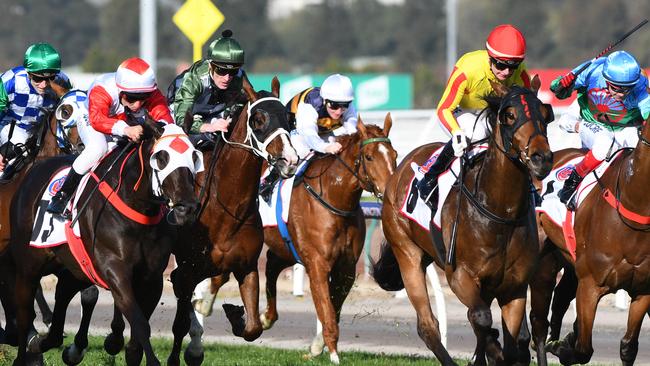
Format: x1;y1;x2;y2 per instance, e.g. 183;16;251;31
550;50;650;206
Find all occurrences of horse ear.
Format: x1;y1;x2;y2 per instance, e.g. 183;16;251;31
143;112;164;139
183;110;193;134
383;112;392;136
530;74;541;94
242;74;258;102
271;76;280;98
490;80;509;97
356;115;368;139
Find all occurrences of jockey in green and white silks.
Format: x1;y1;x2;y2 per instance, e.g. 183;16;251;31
551;51;650;205
0;43;69;173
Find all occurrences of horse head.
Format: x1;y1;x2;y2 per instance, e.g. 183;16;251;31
143;116;202;225
241;76;298;178
350;113;398;199
488;75;553;180
51;90;86;154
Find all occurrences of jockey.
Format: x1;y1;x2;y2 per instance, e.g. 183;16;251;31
171;29;247;139
0;43;71;177
553;50;650;207
46;57;173;216
417;24;531;206
258;73;358;201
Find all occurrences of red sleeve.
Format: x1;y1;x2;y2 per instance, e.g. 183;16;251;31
145;90;174;124
88;86;121;135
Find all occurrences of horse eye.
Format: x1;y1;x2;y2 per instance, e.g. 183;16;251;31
155;150;170;171
365;154;373;161
57;104;73;120
505;112;515;120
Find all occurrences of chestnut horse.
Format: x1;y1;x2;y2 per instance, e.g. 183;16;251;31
0;85;83;344
167;77;299;366
533;113;650;365
9;118;201;366
374;79;554;365
258;115;397;364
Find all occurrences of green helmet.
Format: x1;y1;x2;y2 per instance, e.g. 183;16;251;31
208;30;244;68
23;43;61;74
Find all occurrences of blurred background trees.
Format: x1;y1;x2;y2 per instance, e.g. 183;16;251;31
0;0;647;107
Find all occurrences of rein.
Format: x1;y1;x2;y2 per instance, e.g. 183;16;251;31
302;136;391;217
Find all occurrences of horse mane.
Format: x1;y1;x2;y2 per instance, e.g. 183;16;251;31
336;124;383;148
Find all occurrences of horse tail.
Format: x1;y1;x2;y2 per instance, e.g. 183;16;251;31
371;240;405;291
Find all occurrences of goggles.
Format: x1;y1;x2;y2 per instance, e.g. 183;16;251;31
606;81;632;95
326;100;351;110
210;63;240;77
490;57;521;71
122;92;152;103
29;73;56;83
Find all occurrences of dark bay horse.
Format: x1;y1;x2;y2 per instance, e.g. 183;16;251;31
259;115;397;363
533;113;650;365
374;78;554;365
167;77;299;366
9;118;201;366
0;84;83;344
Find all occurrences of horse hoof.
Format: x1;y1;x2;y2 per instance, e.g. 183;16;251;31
104;333;125;355
23;352;44;366
329;351;340;364
183;348;205;366
62;344;86;365
27;333;43;354
310;333;325;356
222;303;246;337
260;313;275;330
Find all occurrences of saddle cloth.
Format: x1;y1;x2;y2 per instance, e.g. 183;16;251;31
259;157;311;227
399;145;487;231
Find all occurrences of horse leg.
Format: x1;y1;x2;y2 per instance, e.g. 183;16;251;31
549;275;604;365
107;272;160;366
448;269;498;366
13;271;43;366
0;254;18;346
104;304;125;355
391;243;456;365
225;267;262;341
549;263;577;341
498;296;529;366
528;242;561;366
620;294;650;366
30;272;85;354
62;286;98;366
34;284;52;328
303;261;341;363
167;266;198;366
261;250;293;330
123;276;164;366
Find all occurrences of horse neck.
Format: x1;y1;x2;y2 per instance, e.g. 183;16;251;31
620;124;650;202
313;138;364;205
211;108;262;213
109;144;156;212
36;114;59;159
475;135;529;212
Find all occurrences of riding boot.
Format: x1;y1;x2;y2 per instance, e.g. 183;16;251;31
259;168;280;203
46;169;83;216
557;169;583;208
417;141;455;208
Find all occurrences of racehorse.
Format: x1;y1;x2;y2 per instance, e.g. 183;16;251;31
533;112;650;365
374;78;555;366
0;84;83;345
9;116;202;366
167;77;299;366
255;115;397;364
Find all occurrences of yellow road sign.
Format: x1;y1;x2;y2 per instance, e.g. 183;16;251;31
173;0;225;61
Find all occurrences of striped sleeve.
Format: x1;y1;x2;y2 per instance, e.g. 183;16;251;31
436;66;467;133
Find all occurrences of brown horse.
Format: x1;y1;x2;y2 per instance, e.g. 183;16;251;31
0;84;83;344
9;116;201;366
257;115;397;363
533;112;650;365
373;79;554;365
167;77;299;366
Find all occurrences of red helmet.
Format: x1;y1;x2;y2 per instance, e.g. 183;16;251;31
115;57;157;93
486;24;526;60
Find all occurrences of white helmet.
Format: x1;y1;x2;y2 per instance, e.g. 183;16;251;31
115;57;157;93
320;74;354;102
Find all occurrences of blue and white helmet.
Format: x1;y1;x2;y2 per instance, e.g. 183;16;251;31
602;51;641;86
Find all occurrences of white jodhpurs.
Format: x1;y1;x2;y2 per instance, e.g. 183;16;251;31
71;117;112;174
454;111;491;143
579;119;638;161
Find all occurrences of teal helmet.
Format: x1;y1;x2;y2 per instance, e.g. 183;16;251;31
602;51;641;87
208;30;244;69
23;43;61;75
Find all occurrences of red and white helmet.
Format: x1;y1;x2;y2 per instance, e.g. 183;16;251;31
486;24;526;60
115;57;157;93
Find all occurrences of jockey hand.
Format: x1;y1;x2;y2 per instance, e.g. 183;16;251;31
451;129;468;157
559;72;576;88
199;117;232;133
124;125;144;142
551;72;576;97
0;154;5;171
324;142;343;154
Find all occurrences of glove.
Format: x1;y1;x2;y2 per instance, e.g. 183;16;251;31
559;72;576;88
451;129;467;157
